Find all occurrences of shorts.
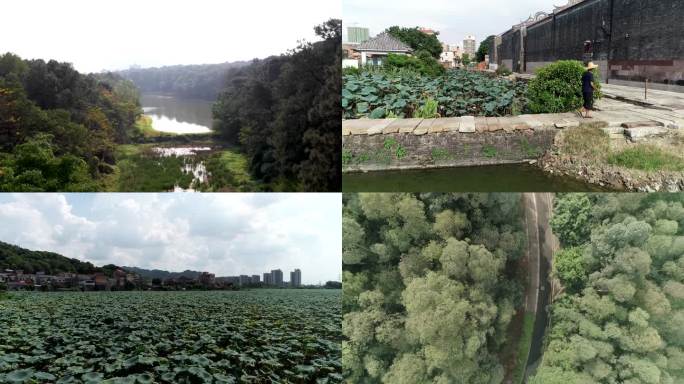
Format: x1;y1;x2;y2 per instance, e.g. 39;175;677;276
583;91;594;110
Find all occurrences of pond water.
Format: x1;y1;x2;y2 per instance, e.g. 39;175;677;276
141;94;213;134
152;146;213;192
343;164;612;192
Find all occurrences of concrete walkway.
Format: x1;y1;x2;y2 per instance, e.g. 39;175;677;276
343;107;680;142
601;83;684;111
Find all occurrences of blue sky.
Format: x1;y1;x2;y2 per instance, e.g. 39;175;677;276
0;0;341;73
343;0;555;48
0;193;341;284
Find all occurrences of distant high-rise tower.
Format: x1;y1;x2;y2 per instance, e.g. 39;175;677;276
251;275;260;284
347;26;370;43
263;272;272;285
271;269;283;287
463;35;477;57
239;275;251;286
290;269;302;287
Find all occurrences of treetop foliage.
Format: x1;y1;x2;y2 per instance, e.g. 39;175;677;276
384;26;443;58
533;193;684;383
342;193;526;383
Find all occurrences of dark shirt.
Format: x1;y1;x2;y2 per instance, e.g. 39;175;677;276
582;71;594;93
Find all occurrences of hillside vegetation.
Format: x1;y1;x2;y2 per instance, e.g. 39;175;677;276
119;61;248;100
212;19;341;191
0;241;112;275
0;54;141;191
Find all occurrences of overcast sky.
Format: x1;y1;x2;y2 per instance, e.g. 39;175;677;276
343;0;556;47
0;0;341;73
0;193;341;284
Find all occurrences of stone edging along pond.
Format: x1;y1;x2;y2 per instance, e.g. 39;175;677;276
342;113;684;191
342;113;602;172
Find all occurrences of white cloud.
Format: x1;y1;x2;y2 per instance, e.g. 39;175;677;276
0;193;341;284
0;0;341;73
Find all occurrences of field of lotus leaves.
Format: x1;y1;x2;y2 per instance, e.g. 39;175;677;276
0;290;341;383
342;69;527;119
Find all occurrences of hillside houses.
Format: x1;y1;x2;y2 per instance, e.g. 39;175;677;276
0;268;142;291
1;267;307;291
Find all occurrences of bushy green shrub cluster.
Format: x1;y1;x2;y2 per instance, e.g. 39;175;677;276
384;51;445;77
526;60;601;114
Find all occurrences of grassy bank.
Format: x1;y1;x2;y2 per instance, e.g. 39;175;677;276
115;145;194;191
607;146;684;171
558;126;684;172
128;115;176;139
103;141;260;192
202;150;257;191
512;313;535;384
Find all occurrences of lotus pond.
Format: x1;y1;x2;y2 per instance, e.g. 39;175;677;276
0;290;341;383
342;70;527;119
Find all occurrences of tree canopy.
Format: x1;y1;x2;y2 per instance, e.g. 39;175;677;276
119;62;248;100
476;35;496;62
0;53;141;191
532;193;684;383
385;26;443;58
212;19;341;191
342;193;526;383
0;241;107;275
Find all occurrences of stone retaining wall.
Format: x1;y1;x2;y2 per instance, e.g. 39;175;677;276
342;115;574;172
342;112;675;173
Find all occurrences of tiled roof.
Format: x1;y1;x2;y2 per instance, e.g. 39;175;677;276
356;33;412;53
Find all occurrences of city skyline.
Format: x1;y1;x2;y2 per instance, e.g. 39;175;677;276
0;194;341;284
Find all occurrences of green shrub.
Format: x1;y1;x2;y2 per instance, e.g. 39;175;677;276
526;60;601;114
384;51;444;77
343;66;362;77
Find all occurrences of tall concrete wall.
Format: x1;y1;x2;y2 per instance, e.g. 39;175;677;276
495;0;684;89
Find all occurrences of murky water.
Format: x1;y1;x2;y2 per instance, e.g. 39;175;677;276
141;94;213;134
153;146;213;191
343;164;612;192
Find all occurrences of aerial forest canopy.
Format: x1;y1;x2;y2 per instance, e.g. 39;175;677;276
212;19;342;191
118;61;248;100
0;53;141;191
531;194;684;383
342;193;527;383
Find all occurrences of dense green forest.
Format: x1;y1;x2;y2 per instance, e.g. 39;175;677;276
118;61;248;100
0;19;341;192
212;19;341;191
531;194;684;383
0;53;141;191
342;193;527;383
0;241;118;276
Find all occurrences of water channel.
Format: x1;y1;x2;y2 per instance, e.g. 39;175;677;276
343;164;612;192
140;94;215;190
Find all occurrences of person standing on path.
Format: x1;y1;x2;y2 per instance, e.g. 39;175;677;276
580;62;598;118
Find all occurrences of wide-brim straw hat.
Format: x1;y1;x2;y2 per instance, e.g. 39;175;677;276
586;62;599;70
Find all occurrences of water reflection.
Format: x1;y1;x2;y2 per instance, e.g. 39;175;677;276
154;146;213;191
141;94;213;134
